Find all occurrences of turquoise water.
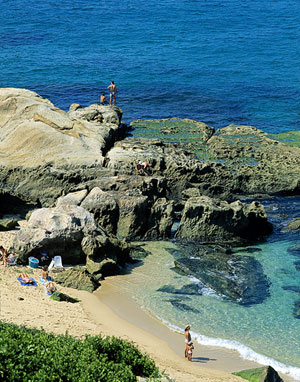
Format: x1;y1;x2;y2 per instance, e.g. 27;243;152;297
117;197;300;381
1;0;300;131
121;239;300;381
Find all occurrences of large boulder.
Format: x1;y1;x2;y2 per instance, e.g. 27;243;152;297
80;187;119;234
53;268;100;292
11;205;98;264
175;196;272;242
0;88;124;206
0;88;122;168
233;366;283;382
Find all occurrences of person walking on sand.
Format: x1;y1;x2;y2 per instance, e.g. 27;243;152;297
184;325;191;358
107;81;117;105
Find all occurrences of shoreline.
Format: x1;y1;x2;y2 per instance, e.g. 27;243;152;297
0;263;293;382
0;232;295;381
89;276;293;381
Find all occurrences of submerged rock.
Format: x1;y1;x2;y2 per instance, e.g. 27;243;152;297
174;244;270;305
233;366;283;382
169;299;201;314
294;300;300;319
283;218;300;231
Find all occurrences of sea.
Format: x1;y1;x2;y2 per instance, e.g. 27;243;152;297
1;0;300;379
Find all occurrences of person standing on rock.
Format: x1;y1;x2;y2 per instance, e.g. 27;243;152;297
107;81;117;105
184;325;192;358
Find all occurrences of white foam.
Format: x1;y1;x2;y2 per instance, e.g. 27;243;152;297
189;276;222;298
156;317;300;381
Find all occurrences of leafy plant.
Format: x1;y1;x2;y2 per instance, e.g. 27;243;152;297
0;321;160;382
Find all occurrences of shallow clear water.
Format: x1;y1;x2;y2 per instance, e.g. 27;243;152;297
1;0;300;131
122;239;300;380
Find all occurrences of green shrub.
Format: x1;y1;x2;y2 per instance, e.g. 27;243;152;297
50;291;79;303
0;321;159;382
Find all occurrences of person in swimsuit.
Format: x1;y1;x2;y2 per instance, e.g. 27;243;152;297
184;325;191;357
107;81;117;105
42;266;49;281
187;341;194;361
100;93;107;105
19;273;34;284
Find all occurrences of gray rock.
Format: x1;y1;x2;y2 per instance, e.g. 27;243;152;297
11;205;98;264
56;189;88;207
80;187;119;234
175;196;272;241
144;198;175;238
53;268;100;292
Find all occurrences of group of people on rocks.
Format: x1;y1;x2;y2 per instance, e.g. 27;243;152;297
100;81;118;105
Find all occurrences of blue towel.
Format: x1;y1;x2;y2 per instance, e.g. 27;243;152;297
17;277;38;286
43;284;56;296
40;276;51;285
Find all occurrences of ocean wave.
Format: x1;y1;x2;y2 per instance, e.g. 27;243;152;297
156;317;300;381
189;276;222;298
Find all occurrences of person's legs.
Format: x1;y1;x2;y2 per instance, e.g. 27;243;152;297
110;94;113;105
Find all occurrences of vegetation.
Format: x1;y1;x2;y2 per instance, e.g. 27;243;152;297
0;321;160;382
50;291;79;303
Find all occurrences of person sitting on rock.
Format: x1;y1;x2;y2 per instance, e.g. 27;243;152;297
19;273;34;284
136;160;150;175
42;266;49;281
100;93;107;105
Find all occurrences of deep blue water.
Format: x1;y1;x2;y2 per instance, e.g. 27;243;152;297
1;0;300;131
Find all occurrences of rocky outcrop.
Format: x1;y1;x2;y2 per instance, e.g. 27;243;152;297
0;88;122;168
175;196;272;242
233;366;283;382
53;268;100;292
205;124;300;196
174;243;270;305
11;205;130;274
0;88;125;207
0;217;19;231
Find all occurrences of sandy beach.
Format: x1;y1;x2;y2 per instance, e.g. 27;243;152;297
0;230;290;382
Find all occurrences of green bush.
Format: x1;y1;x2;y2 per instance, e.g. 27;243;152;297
0;321;160;382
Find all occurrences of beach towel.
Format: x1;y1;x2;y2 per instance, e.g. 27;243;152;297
40;275;51;285
43;285;53;296
43;284;56;296
17;277;38;287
